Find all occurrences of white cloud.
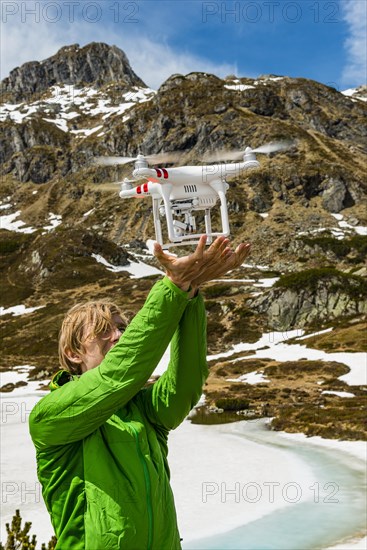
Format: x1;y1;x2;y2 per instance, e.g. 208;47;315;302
0;2;238;89
54;21;239;88
340;0;367;86
0;1;72;77
123;38;238;89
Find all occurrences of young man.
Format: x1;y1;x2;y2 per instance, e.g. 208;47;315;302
29;237;250;549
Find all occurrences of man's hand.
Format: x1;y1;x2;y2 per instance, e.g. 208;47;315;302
190;239;251;293
153;236;251;293
154;235;209;291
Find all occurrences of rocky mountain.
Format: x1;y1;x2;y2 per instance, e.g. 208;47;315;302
0;42;145;102
1;43;366;439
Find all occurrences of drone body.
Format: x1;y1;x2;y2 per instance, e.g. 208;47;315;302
96;142;291;248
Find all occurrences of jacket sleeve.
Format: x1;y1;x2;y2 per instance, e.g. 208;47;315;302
29;277;190;448
139;291;208;431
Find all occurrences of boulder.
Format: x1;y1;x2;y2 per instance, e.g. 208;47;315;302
322;178;347;212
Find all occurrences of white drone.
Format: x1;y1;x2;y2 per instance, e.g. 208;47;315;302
95;142;291;248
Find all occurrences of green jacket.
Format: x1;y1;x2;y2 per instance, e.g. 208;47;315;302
29;277;208;550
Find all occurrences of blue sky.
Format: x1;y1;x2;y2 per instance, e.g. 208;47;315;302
1;0;366;91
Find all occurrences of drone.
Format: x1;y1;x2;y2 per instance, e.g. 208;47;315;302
95;142;291;248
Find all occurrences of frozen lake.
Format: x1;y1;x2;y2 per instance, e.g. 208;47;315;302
170;420;366;549
1;381;366;549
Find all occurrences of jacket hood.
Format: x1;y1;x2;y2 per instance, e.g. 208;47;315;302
49;370;77;391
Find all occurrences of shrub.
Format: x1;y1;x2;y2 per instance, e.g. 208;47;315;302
300;236;350;258
215;397;250;411
299;234;367;261
203;284;234;298
0;240;21;254
0;510;56;550
274;267;367;298
0;231;30;255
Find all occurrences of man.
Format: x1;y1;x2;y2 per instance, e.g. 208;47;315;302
29;236;250;549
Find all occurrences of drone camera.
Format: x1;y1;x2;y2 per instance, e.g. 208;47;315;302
173;220;194;236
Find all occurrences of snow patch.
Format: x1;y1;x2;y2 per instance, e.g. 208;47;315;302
253;277;279;288
70;125;103;136
0;84;156;132
242;262;270;270
321;390;356;398
0;305;45;316
0;211;36;233
296;328;334;340
43;213;62;231
299;213;367;239
0;365;34;386
43;117;68;132
91;253;163;279
209;330;367;386
227;370;270;385
83;208;95;218
224;83;255;91
328;535;367;549
341;88;367;102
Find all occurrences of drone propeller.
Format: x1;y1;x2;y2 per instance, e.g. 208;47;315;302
94;152;182;166
203;140;294;162
93;183;123;191
90;178;139;192
251;141;294;154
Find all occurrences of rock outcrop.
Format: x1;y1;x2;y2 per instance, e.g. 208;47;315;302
249;269;367;330
1;42;146;102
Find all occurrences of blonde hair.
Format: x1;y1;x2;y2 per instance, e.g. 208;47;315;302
58;301;128;374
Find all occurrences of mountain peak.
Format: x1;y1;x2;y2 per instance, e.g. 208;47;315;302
1;42;146;102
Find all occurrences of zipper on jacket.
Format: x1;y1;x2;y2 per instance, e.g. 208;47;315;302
131;424;153;550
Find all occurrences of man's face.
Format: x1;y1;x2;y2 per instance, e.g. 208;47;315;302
79;315;125;373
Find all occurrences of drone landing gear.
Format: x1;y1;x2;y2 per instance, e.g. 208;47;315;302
204;209;212;242
154;202;229;249
150;179;230;249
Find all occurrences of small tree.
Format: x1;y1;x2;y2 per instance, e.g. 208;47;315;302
40;539;57;550
0;510;56;550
